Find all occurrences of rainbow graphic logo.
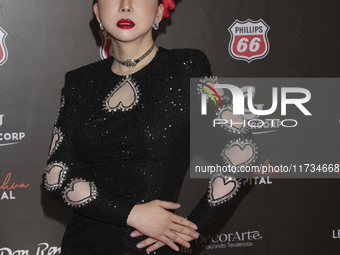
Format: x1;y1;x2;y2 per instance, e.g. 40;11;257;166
198;82;223;107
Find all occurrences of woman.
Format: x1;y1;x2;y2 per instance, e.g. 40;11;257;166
44;0;259;254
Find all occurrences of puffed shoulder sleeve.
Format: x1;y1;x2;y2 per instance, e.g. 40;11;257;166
44;71;136;226
188;50;260;234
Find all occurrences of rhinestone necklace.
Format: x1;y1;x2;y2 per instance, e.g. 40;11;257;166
112;42;155;68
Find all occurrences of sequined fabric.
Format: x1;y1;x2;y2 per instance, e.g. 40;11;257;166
44;47;259;254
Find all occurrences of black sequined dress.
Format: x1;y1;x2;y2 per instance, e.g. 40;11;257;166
44;47;258;254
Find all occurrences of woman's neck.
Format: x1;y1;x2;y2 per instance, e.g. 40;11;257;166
110;38;158;76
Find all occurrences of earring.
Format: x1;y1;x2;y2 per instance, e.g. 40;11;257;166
99;23;104;30
153;22;159;30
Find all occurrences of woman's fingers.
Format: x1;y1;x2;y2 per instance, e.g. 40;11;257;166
127;200;199;252
136;237;157;248
136;232;182;252
158;235;180;252
136;229;196;252
145;241;166;253
130;230;143;237
170;223;199;239
165;229;191;249
171;213;198;231
158;200;181;210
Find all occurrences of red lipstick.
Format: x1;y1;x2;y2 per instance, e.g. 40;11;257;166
116;19;135;29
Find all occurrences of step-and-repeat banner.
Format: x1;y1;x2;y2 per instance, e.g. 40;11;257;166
1;0;340;254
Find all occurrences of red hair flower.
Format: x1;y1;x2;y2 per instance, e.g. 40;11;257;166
162;0;176;18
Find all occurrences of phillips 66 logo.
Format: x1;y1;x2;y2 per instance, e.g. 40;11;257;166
0;27;8;66
228;19;270;63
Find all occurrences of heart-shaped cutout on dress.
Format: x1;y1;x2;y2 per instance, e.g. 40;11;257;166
63;178;98;207
202;81;225;98
49;134;59;154
221;110;243;129
218;107;247;133
66;180;91;202
208;174;241;205
221;140;258;167
212;176;236;200
49;127;63;156
197;77;229;103
103;76;140;112
44;162;68;190
108;81;136;108
46;165;63;185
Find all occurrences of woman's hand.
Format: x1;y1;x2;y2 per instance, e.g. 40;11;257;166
126;200;199;252
131;230;198;253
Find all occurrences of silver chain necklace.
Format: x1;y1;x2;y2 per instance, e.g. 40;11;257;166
112;42;155;68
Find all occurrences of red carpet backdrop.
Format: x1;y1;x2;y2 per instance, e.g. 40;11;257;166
1;0;340;254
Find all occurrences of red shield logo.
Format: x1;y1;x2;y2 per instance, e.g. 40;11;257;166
99;30;113;59
228;19;270;63
0;27;8;66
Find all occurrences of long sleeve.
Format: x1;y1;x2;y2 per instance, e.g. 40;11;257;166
44;71;136;226
187;51;260;234
42;47;260;254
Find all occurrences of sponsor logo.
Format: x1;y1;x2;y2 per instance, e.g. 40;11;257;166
228;19;270;63
195;230;263;250
198;83;223;107
0;243;60;255
99;30;113;59
0;173;29;200
0;26;8;66
243;174;272;185
200;84;312;134
333;229;340;239
238;86;298;134
0;115;26;146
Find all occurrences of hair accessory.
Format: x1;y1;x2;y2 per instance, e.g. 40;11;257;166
154;22;159;30
162;0;176;18
99;23;104;30
112;42;155;68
